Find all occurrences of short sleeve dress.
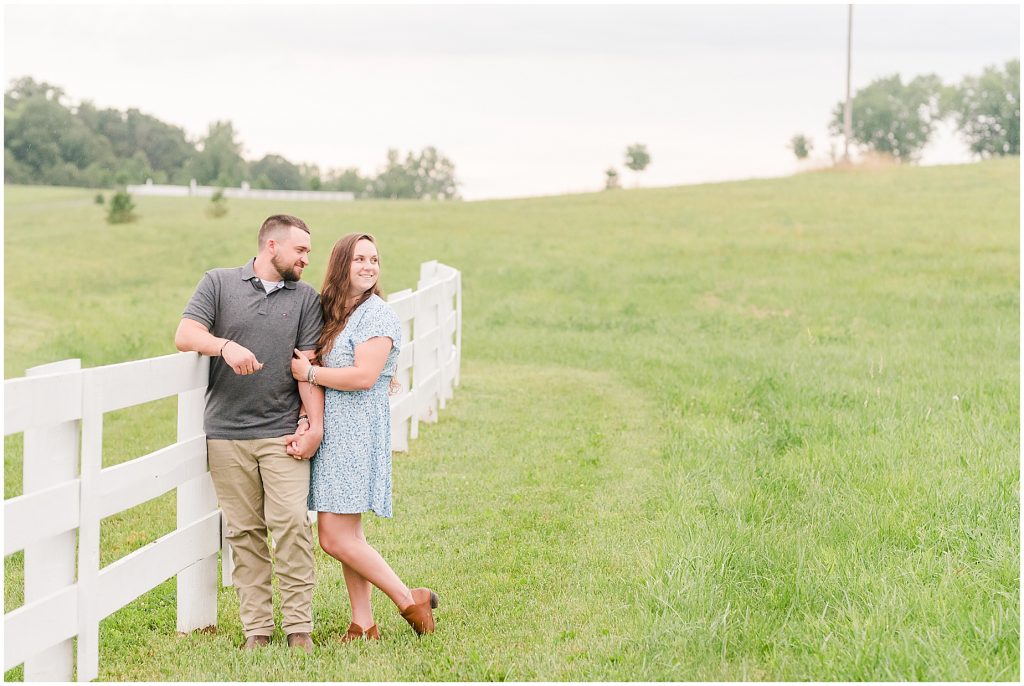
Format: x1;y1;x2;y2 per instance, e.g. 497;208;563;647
308;294;402;517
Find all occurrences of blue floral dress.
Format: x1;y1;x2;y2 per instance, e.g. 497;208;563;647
309;295;401;517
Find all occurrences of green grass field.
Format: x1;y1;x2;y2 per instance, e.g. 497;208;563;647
3;158;1020;680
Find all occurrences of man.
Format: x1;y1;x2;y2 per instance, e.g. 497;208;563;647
175;215;325;653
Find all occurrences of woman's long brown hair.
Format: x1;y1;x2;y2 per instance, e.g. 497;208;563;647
315;233;382;361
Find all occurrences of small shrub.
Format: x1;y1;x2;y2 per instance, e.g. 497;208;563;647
790;134;813;160
604;167;620;191
94;192;105;205
107;191;137;224
206;189;228;218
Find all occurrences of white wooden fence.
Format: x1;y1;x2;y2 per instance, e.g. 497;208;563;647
126;179;355;202
3;260;461;681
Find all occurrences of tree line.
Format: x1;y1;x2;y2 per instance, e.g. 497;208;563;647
791;59;1019;163
4;77;460;199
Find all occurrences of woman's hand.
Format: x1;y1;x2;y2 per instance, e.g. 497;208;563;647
285;424;323;460
291;348;313;381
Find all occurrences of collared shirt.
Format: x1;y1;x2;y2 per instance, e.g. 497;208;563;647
182;258;324;440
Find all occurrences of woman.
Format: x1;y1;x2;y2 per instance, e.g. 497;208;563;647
290;232;438;642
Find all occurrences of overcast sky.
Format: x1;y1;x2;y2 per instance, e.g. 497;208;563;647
4;3;1020;199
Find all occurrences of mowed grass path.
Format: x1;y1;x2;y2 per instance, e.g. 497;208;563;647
3;159;1019;680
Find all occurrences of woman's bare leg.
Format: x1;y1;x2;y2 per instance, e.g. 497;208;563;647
341;562;374;628
318;512;415;612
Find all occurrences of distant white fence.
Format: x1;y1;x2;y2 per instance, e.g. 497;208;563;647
3;260;461;681
126;179;355;202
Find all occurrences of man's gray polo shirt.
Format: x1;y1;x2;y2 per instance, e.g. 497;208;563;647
182;259;324;440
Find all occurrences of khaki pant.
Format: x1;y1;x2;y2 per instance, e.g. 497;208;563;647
208;438;314;637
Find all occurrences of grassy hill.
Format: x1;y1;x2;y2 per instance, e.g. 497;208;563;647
4;159;1019;680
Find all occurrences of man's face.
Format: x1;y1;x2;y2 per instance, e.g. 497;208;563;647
270;226;311;281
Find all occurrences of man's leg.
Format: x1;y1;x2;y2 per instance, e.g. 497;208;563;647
207;439;276;639
255;438;315;636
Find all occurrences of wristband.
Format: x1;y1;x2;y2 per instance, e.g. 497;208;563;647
219;339;232;357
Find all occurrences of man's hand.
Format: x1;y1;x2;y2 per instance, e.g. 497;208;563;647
291;348;313;381
285;425;323;460
223;340;264;376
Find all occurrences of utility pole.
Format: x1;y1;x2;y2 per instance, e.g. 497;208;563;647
843;4;853;162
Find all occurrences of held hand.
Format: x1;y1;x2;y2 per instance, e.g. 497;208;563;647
283;418;308;458
291;348;312;381
285;426;322;460
223;341;263;376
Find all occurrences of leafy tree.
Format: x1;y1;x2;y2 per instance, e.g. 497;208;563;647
604;167;620;190
371;149;417;199
789;134;813;160
114;150;155;185
106;190;136;224
942;59;1020;157
206;188;228;218
408;146;459;199
125;109;194;177
82;161;115;187
76;102;133;158
5;88;115;182
4;76;66;105
368;147;459;200
829;74;943;162
297;163;322;190
190;120;246;186
625;143;651;186
76;103;192;182
4;147;32;184
249;154;304;190
325;167;369;196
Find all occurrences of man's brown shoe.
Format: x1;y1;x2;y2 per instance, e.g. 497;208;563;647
340;622;381;643
400;587;439;635
241;635;271;650
286;632;314;653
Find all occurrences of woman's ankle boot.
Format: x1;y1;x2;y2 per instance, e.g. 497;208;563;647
340;621;381;642
400;587;439;635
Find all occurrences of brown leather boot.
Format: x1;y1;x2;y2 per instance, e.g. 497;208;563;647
400;587;439;635
286;632;314;653
240;635;271;650
340;622;381;643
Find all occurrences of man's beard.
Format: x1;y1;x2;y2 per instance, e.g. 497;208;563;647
272;254;301;281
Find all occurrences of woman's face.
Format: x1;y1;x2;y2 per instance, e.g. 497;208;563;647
348;238;380;296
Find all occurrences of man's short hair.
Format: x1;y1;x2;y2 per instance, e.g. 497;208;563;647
258;215;310;250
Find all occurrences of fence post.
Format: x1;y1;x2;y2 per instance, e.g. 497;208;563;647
413;291;438;426
454;270;462;388
439;276;456;408
220;515;234;587
175;363;218;632
388;289;414;453
430;279;443;419
22;359;80;682
76;370;102;683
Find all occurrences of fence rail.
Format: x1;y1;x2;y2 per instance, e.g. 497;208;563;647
126;179;355;202
3;261;461;681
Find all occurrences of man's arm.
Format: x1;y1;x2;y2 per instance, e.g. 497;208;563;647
286;349;324;459
175;318;263;375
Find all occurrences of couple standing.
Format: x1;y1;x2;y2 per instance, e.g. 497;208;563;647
174;215;438;652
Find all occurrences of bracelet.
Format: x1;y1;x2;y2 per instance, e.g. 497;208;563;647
306;365;318;386
297;414;309;425
219;339;232;357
